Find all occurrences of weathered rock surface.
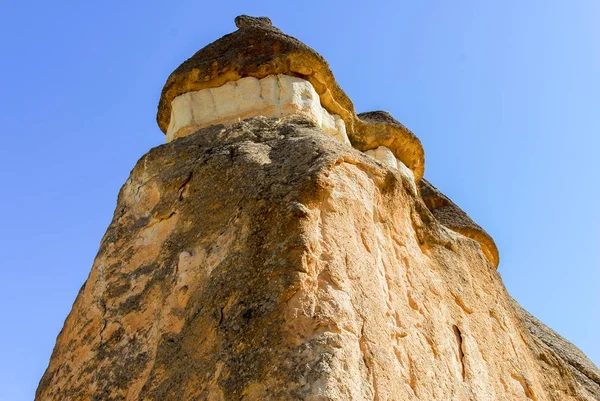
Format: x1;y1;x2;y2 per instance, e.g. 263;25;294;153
157;15;425;180
515;301;600;400
37;117;598;400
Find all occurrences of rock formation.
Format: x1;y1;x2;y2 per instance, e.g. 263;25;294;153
36;16;599;401
156;15;424;181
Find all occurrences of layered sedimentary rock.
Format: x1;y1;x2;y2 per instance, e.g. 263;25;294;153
37;15;599;401
36;117;598;400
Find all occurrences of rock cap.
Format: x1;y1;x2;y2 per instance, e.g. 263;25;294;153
157;16;425;181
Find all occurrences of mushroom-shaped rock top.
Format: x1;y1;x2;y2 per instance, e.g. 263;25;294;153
419;179;500;268
358;111;424;178
157;15;425;181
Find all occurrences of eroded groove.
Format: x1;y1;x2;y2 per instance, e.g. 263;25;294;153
408;355;419;397
453;294;473;314
511;373;538;400
453;325;466;381
178;171;193;200
424;334;439;359
407;293;420;312
358;320;378;400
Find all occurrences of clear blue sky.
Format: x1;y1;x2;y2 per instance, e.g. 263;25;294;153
1;1;598;399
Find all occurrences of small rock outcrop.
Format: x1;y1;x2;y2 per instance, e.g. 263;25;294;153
36;16;598;401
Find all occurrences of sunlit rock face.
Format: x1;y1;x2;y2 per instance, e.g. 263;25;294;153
166;75;350;145
365;146;397;169
35;118;599;401
364;145;416;192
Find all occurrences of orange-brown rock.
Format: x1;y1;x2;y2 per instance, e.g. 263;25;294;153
419;178;500;268
36;117;599;400
157;15;425;181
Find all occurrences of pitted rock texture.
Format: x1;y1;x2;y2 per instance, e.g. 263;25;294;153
37;117;597;400
234;15;273;29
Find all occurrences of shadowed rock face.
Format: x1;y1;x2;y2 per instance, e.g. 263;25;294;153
157;16;425;181
36;117;597;400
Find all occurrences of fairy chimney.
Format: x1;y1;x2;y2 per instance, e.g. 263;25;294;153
36;15;599;401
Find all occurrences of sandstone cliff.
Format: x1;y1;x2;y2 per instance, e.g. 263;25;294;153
36;15;599;401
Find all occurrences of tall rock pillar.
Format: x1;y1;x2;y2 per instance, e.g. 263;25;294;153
36;16;599;401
